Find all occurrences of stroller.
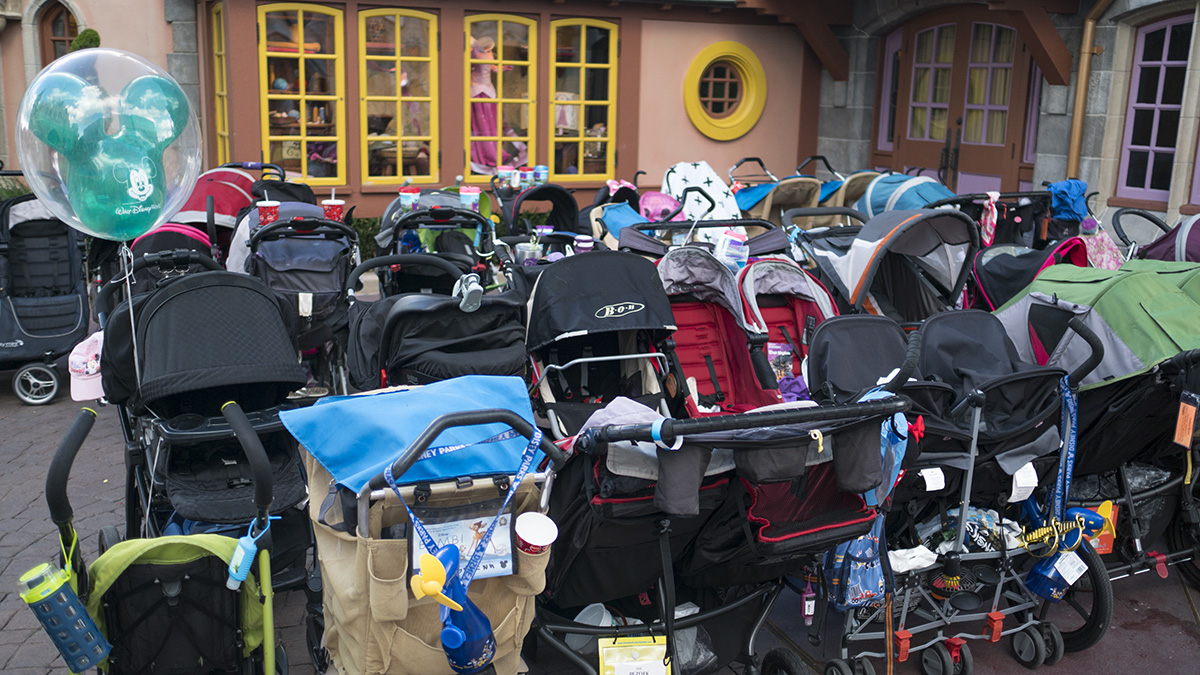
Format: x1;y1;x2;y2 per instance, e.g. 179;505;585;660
799;209;979;322
0;189;89;405
1111;207;1200;262
806;311;1111;671
498;183;584;238
95;259;313;589
246;215;361;396
970;236;1090;310
224;162;319;273
797;156;880;228
855;174;956;218
33;403;280;674
374;205;500;294
282;375;569;675
994;265;1200;589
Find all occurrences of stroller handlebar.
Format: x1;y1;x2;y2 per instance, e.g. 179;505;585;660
581;398;911;448
95;250;223;325
1165;348;1200;371
364;409;568;491
665;186;717;222
220;402;274;533
46;409;97;527
249;217;357;250
345;253;469;296
782;207;868;227
1110;207;1171;247
1067;316;1105;389
882;330;923;393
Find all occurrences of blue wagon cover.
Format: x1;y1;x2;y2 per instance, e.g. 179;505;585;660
280;375;541;492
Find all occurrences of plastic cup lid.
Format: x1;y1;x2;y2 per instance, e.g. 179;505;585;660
516;511;558;546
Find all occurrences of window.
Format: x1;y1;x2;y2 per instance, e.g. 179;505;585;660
1118;15;1192;201
963;23;1015;145
360;9;438;185
211;3;230;165
908;25;955;142
465;14;536;180
258;4;345;186
550;19;616;181
878;30;902;152
39;1;78;65
683;41;767;141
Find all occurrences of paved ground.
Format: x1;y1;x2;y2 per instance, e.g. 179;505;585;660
3;375;1200;674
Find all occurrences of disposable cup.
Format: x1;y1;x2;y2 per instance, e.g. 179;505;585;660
515;511;558;555
257;200;280;226
322;199;345;221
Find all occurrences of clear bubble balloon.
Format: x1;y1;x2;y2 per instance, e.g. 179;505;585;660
15;48;201;241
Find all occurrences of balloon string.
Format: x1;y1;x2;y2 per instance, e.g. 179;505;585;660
119;244;142;387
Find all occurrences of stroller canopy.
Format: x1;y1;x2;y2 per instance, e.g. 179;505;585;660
1120;259;1200;300
994;266;1200;389
855;174;956;218
527;251;676;351
808;209;979;320
174;168;255;229
658;246;761;335
739;256;837;331
973;237;1090;310
1136;213;1200;262
504;184;582;234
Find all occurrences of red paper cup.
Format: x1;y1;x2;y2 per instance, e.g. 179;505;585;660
322;199;344;221
257;200;280;226
515;512;558;555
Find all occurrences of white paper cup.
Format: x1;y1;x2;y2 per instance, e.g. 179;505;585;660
515;512;558;555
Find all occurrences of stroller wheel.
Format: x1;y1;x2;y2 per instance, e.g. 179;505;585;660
853;656;877;675
919;643;954;675
822;656;852;675
98;526;122;556
13;363;59;405
1040;622;1064;665
1166;507;1200;592
763;649;810;675
1009;625;1046;669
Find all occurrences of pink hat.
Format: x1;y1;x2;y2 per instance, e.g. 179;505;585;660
69;331;105;401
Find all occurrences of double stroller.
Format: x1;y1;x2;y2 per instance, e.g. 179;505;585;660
0;189;89;404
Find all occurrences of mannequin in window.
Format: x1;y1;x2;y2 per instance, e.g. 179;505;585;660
469;36;526;174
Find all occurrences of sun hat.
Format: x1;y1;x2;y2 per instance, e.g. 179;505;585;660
69;331;104;401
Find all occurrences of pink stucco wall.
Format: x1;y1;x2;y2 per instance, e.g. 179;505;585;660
637;20;806;187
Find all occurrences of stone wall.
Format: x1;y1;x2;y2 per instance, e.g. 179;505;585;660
164;0;198;115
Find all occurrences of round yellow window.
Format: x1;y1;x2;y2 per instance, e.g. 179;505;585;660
684;42;767;141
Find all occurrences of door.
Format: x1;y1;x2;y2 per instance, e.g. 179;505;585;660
873;10;1037;193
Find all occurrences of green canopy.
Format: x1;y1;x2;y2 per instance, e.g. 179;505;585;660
994;266;1200;390
1120;259;1200;302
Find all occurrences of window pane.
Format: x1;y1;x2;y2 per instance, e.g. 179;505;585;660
306;101;334;134
910;107;927;138
586;26;611;64
935;26;956;63
400;138;431;177
554;102;580;135
367;139;398;177
501;65;531;100
268;57;299;92
555;65;581;99
470;21;499;57
583;140;608;174
967;68;987;104
304;14;336;54
399;17;429;57
915;30;933;63
930;107;948;141
971;24;992;62
403;62;431;97
502;139;528;166
264;11;298;50
306;141;338;178
1162;66;1185;105
712;81;726;99
54;41;68;59
271;140;302;175
584;104;609;134
269;99;302;132
367;100;396;136
1156;109;1180;148
986;110;1007;144
402;101;431;137
932;68;951;103
1150;151;1173;190
964;109;984;143
1143;27;1167;62
503;23;530;61
1168;22;1193;62
1136;67;1160;104
365;61;396;97
52;12;65;37
502;102;529;138
306;60;335;95
1131;108;1154;146
990;67;1011;106
1126;150;1149;188
912;68;930;103
365;16;395;56
555;141;579;175
556;24;582;63
993;27;1016;63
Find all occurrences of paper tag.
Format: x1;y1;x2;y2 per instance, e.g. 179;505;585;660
411;514;513;580
1054;550;1087;586
616;662;669;675
298;292;313;318
600;636;670;675
919;467;945;492
804;597;816;616
1008;462;1039;503
1174;391;1198;448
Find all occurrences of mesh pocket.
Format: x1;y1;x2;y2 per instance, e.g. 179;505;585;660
745;464;872;548
8;295;85;338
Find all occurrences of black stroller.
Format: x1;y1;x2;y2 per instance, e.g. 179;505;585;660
246;216;360;396
95;256;313;589
0;189;89;404
373;206;500;294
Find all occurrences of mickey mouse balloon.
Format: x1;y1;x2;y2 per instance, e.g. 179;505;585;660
16;48;201;241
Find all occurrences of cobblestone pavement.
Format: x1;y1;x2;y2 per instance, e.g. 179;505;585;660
4;374;1200;674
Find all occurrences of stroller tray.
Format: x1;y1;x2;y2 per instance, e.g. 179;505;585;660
156;408;286;444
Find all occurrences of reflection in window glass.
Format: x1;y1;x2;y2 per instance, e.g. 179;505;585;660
550;19;616;179
360;9;437;182
962;23;1014;146
466;15;535;177
908;26;954;142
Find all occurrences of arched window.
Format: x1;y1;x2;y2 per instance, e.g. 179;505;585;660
39;1;78;65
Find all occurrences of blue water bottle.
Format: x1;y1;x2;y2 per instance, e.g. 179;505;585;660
18;562;111;673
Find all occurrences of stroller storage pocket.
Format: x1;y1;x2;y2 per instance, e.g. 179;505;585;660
367;539;411;623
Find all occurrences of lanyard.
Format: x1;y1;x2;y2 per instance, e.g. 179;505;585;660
384;427;542;590
1053;377;1077;521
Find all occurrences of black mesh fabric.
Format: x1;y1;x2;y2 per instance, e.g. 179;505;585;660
808;315;910;404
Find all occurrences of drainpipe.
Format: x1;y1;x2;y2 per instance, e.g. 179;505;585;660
1066;0;1116;178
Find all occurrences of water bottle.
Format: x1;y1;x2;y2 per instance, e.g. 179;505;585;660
716;229;748;273
18;563;111;673
572;235;594;255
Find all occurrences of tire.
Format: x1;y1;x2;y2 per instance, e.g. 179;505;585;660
1010;626;1046;669
762;649;811;675
823;657;852;675
1166;507;1200;591
956;642;973;675
1045;540;1113;652
98;526;121;557
919;643;953;675
854;657;876;675
1040;623;1064;666
13;363;58;405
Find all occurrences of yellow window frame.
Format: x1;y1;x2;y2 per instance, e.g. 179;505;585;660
464;14;537;184
684;41;767;141
358;8;439;186
549;18;617;182
211;3;229;165
258;3;346;186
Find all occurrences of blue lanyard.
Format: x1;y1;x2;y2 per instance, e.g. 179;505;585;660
384;427;542;590
1053;377;1077;521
